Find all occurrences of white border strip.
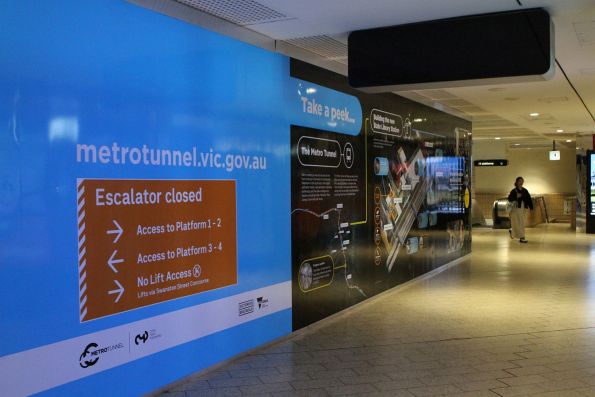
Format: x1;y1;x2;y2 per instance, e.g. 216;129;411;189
0;281;291;397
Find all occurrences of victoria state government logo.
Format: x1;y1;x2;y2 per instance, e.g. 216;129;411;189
79;341;125;368
135;331;149;345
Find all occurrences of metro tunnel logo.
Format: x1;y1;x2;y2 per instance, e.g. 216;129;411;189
78;341;125;368
79;342;99;368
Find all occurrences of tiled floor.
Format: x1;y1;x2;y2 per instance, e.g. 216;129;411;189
156;224;595;397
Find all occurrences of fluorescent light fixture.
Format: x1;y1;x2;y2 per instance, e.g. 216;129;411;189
413;118;423;122
495;137;501;140
566;139;572;142
529;112;540;117
556;129;564;133
49;117;79;142
514;143;520;146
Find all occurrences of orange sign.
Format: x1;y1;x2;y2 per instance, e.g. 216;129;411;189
77;179;237;322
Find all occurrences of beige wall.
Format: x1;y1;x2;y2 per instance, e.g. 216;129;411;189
473;141;576;195
474;192;573;223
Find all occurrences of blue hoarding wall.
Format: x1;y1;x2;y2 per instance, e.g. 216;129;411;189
0;1;304;395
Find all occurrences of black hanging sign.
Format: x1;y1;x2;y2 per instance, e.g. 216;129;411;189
473;159;508;167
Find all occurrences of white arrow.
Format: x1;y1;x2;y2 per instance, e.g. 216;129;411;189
106;220;123;243
108;250;124;273
108;280;125;303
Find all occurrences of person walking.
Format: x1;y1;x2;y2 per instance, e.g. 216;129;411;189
508;176;533;243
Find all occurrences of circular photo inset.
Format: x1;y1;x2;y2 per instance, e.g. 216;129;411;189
298;262;313;290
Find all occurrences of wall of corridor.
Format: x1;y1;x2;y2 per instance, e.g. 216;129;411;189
473;140;576;222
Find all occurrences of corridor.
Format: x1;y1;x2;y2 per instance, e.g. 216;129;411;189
157;224;595;397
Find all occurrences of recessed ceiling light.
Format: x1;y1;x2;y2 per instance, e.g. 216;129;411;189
566;139;572;142
495;137;501;140
514;143;520;146
556;129;564;133
529;112;539;117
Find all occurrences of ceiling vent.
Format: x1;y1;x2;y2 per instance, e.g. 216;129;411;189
472;115;518;129
454;105;486;114
544;132;576;138
509;143;552;149
284;36;348;63
417;89;458;100
174;0;291;25
520;113;556;122
473;114;509;122
473;119;517;128
537;96;569;104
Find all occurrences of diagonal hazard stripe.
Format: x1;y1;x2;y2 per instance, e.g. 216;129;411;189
77;185;85;203
78;234;86;250
77;198;85;213
77;180;89;324
79;294;87;308
77;210;85;226
79;307;87;321
78;246;86;260
78;222;86;236
78;259;86;274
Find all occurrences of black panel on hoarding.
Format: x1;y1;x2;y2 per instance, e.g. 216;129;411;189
348;8;552;89
290;59;473;330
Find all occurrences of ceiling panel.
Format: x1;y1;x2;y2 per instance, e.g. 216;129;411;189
132;0;595;145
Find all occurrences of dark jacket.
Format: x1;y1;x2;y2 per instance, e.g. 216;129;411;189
508;187;533;210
